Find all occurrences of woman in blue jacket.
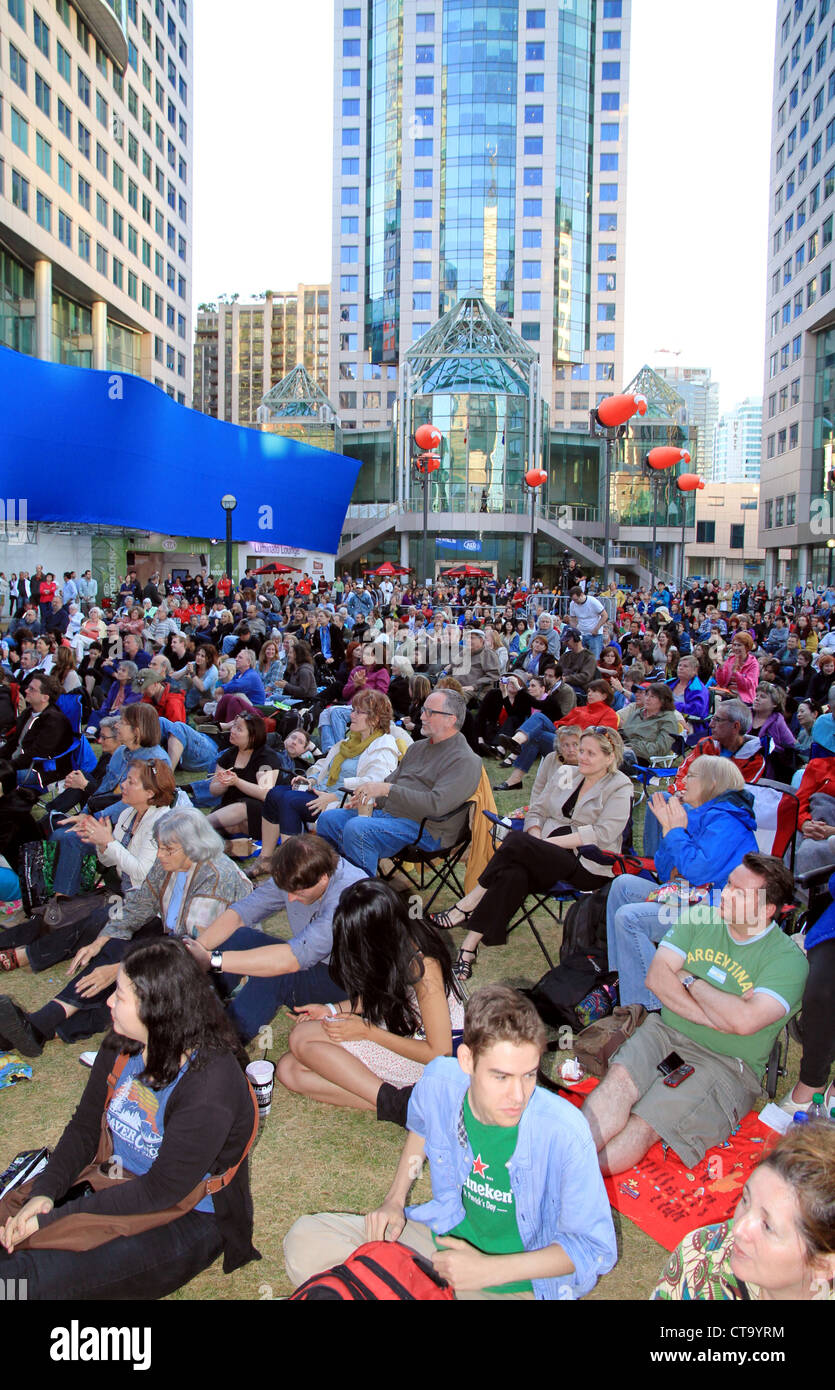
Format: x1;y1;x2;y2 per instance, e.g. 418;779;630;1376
667;654;710;745
606;756;758;1012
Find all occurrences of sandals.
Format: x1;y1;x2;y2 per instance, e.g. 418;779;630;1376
428;907;472;931
453;947;478;981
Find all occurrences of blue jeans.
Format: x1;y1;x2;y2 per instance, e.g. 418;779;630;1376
318;705;351;753
218;926;341;1043
316;806;441;876
582;634;604;659
262;785;322;835
51;804;120;896
605;874;667;1011
513;711;556;774
0;1209;223;1300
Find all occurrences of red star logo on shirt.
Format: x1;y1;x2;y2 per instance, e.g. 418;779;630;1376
472;1154;488;1178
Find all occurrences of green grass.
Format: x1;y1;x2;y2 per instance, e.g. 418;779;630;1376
0;767;802;1301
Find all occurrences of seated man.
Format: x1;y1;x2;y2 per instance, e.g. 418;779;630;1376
559;629;597;701
157;714;219;774
0;672;74;787
641;697;765;858
583;853;808;1176
283;984;617;1301
449;630;501;701
133;667;186;723
183;836;366;1046
317;688;482;876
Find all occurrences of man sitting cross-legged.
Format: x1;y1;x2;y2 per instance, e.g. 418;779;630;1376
183;835;366;1046
283;984;616;1301
582;854;808;1176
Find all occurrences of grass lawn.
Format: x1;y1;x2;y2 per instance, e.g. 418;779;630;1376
0;768;801;1301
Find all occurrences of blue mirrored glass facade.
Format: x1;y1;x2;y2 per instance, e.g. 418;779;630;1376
554;0;594;362
366;0;403;363
440;2;518;317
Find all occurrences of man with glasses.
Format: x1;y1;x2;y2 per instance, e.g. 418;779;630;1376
317;688;482;876
642;698;765;858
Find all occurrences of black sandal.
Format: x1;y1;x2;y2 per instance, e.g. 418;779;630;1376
453;947;478;981
428;908;472;930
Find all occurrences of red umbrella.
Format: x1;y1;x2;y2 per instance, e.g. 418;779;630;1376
364;561;412;577
252;562;302;575
440;564;494;579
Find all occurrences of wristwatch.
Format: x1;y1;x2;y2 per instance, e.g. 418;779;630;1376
681;974;696;992
209;949;224;973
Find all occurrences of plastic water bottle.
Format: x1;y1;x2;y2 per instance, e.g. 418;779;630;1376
808;1093;827;1120
792;1111;810;1124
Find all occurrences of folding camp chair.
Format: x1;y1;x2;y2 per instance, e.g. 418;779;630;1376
378;800;475;913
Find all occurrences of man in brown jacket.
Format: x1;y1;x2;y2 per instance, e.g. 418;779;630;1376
559;629;597;700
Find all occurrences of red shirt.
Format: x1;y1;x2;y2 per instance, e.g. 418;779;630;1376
217;578;231;598
553;702;619;732
39;581;57;604
297;578;312;596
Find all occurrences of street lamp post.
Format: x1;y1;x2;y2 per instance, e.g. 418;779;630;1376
220;493;237;589
413;423;442;588
644;447;691;591
827;536;835;587
589;393;648;587
675;472;705;592
524;468;548;584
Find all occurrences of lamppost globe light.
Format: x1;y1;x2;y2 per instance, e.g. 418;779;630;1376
827;538;835;550
220;494;237;511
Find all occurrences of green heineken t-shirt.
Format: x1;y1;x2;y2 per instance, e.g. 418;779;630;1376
440;1092;532;1295
659;908;808;1075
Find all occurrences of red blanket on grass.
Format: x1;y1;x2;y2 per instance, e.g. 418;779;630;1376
560;1076;778;1251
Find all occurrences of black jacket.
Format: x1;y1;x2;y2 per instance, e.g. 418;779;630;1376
31;1044;259;1275
312;623;346;666
0;702;74;772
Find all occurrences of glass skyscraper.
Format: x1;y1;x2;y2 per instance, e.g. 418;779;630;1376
331;0;630;433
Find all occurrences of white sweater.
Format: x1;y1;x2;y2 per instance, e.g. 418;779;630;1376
310;729;412;792
97;803;172;888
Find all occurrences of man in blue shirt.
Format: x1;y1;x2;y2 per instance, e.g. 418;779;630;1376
218;649;266;705
283;984;617;1300
184;836;367;1044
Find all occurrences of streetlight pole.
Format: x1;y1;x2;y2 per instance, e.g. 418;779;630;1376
221;493;237;590
828;537;835;587
590;393;648;588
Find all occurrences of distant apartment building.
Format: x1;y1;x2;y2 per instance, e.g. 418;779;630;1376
712;397;763;483
655;366;720;478
0;0;194;400
192;286;330;427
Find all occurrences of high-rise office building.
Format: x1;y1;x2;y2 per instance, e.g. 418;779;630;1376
655;366;720;478
193;287;330;426
760;0;835;585
712;397;763;483
1;0;193;401
331;0;630;432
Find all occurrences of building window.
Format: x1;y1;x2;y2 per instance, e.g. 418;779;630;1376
522;291;541;309
729;524;745;549
601;122;620;141
601;62;621;80
602;30;622;49
414;199;431;217
415;45;434;63
523;198;542;216
793;333;802;358
36;132;51;174
775;497;785;525
765;498;773;526
525;105;543;123
787;493;796;524
522;260;541;279
789;422;799;447
343;7;360;23
36;191;51;231
9;42;28;92
600;183;619;201
414;138;433;156
521;323;540;340
696;521;716;543
526;9;546;28
597;303;616;320
11;108;28;153
525;72;544;92
777;429;787;454
523;229;542;247
600;153;619;171
526;41;544;60
343;128;359;146
343;68;360;87
597;333;615;350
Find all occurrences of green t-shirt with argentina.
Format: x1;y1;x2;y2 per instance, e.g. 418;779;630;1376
659;908;808;1075
443;1092;532;1295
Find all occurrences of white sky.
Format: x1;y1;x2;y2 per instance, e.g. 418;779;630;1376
192;0;777;415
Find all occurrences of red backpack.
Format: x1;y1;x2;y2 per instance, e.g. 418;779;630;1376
289;1241;454;1301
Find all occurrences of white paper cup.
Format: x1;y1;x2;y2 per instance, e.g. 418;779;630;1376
246;1059;276;1120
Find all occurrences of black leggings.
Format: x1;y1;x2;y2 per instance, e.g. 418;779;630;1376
466;829;610;947
799;937;835;1090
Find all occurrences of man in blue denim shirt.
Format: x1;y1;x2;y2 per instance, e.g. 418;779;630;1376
283;985;616;1300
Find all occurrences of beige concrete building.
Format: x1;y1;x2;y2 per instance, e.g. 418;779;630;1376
0;0;194;401
193;287;330;428
686;482;765;583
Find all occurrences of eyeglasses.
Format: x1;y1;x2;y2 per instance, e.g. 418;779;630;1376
423;706;456;717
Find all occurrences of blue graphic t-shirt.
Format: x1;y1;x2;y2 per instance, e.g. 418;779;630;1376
107;1053;214;1212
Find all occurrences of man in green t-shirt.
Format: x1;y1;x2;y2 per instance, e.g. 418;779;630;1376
582;853;808;1175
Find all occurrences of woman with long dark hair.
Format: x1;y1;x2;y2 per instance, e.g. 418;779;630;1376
276;879;464;1113
0;937;259;1299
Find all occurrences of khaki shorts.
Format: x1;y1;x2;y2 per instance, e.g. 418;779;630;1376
612;1015;760;1169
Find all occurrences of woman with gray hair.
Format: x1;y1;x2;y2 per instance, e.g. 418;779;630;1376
0;809;252;1058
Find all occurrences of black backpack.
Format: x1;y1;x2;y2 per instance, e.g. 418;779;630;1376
559;881;612;967
526;952;617;1032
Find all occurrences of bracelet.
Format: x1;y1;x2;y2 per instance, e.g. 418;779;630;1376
325;1002;338;1016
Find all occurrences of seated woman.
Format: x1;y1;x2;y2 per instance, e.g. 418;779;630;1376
652;1123;835;1301
257;690;404;866
667;653;710;745
513;633;550;677
72;606;108;665
493;676;612;793
53;646;82;698
430;727;632;981
255;639;283;707
607;757;758;1011
276;879;464;1116
0;809;252;1055
0;758;177;972
85;658;141;734
751;680;797;780
318;642;392;752
181;643;220;714
206;711;282;846
597;644;623;684
270;639;318;706
795;697;822;764
779;867;835;1119
0;936;259;1299
713;631;760;706
618;681;680;766
475;671;532;752
47;703;171;906
401;673;430;738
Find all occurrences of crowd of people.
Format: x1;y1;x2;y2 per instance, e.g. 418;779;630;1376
0;559;833;1303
